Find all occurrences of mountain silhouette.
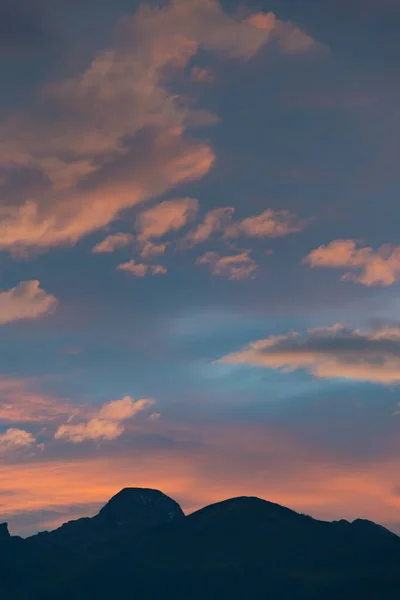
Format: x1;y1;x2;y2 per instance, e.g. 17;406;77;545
1;488;399;599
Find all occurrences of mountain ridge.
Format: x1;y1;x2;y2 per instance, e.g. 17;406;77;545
1;487;399;599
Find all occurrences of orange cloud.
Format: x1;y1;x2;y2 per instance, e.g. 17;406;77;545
54;396;156;443
92;233;134;254
304;239;400;286
0;281;57;325
225;208;306;239
117;260;167;277
197;250;258;280
220;322;400;384
136;198;198;241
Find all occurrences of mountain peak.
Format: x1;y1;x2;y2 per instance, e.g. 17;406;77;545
97;487;185;528
0;523;10;540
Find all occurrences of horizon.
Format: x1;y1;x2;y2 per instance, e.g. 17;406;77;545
0;0;399;538
7;486;399;539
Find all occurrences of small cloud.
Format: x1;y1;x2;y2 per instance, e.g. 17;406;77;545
150;264;168;276
149;412;161;421
185;207;234;247
190;67;215;83
0;280;58;325
303;240;400;286
248;12;325;55
225;209;306;239
54;396;156;443
0;428;36;450
92;233;134;254
197;250;258;280
140;241;167;259
117;260;167;277
63;348;83;356
136;198;198;241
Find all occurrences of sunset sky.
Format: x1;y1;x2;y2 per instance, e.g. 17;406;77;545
1;0;400;537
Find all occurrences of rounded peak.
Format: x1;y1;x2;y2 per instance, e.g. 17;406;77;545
191;496;301;521
351;518;397;537
111;487;167;500
97;487;185;529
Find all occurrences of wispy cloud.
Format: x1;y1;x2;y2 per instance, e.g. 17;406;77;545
225;208;306;239
304;240;400;286
54;396;156;443
185;207;305;247
0;281;57;325
139;241;167;259
92;233;134;254
0;1;320;254
185;207;234;247
190;66;215;83
197;250;258;280
136;198;199;241
117;260;167;277
0;377;73;424
220;322;400;384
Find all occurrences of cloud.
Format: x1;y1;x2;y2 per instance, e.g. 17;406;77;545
117;260;167;277
219;322;400;384
225;208;306;239
247;12;321;55
0;377;73;424
197;250;258;280
190;67;215;83
185;207;234;246
304;240;400;286
0;280;57;325
92;233;134;254
0;428;36;450
139;241;167;259
54;396;156;443
136;197;198;241
0;0;320;254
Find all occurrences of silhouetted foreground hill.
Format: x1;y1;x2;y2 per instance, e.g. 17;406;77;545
1;488;399;599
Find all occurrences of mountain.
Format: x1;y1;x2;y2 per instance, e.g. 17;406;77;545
1;488;399;599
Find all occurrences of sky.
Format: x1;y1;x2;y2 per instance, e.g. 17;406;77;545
0;0;399;537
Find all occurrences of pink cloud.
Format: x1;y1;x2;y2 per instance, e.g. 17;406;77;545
185;207;234;246
0;377;74;424
0;0;320;254
304;239;400;286
0;281;57;325
54;396;156;443
136;197;199;241
197;250;258;280
190;66;215;83
225;208;306;239
92;233;134;254
219;322;400;384
117;260;167;277
140;241;167;259
0;428;36;450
